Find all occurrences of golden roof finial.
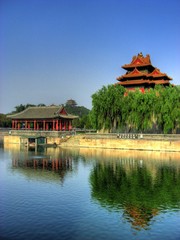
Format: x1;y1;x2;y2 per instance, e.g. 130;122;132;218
138;52;143;57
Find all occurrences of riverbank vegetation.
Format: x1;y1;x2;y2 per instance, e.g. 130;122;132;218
90;85;180;133
1;86;180;133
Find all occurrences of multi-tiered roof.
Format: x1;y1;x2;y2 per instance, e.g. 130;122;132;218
116;53;172;91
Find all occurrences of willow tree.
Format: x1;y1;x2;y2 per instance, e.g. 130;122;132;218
90;84;180;133
90;84;125;132
123;89;157;132
154;85;180;133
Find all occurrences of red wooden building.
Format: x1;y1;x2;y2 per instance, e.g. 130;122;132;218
116;53;172;92
8;105;78;131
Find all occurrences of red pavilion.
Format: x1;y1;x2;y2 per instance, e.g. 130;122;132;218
8;105;77;131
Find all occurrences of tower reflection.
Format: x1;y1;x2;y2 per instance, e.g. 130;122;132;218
90;155;180;231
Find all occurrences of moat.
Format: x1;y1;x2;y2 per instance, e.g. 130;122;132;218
1;144;180;240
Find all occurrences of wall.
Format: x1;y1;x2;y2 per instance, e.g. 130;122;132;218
47;137;63;145
3;134;180;152
10;130;74;138
60;135;180;152
3;135;70;146
4;135;21;144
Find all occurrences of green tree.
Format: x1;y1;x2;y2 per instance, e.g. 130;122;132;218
14;104;26;113
91;84;125;132
90;84;180;133
0;114;11;127
126;89;157;132
154;85;180;133
65;104;92;129
13;103;36;113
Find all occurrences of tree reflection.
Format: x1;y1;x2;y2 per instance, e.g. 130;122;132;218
90;161;180;230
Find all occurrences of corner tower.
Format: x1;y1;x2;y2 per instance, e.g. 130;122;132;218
116;53;172;92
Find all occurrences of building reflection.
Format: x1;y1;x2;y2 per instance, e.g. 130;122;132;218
5;143;180;230
12;156;72;171
89;155;180;231
10;147;75;184
123;205;159;231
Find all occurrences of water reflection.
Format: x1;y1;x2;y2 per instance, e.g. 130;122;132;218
89;153;180;231
7;144;78;184
3;143;180;234
12;155;73;183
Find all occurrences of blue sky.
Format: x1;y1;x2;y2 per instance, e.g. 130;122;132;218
1;0;180;113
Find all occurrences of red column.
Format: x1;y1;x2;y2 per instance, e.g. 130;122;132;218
46;122;49;131
43;120;46;131
56;120;58;131
69;120;72;131
25;121;27;129
63;121;65;131
28;122;30;129
12;120;14;129
34;120;36;130
37;122;39;130
60;119;62;131
18;121;20;130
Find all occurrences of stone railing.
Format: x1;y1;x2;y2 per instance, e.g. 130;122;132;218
84;133;180;140
9;130;75;138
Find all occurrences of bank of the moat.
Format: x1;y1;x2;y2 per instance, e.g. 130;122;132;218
59;134;180;152
2;131;180;152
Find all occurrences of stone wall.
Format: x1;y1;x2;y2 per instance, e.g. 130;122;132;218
60;135;180;152
9;130;74;138
47;137;64;145
3;135;70;146
3;134;180;152
4;135;21;144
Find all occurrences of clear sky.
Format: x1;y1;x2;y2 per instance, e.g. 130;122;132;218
1;0;180;114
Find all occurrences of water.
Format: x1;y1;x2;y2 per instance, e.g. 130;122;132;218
0;144;180;240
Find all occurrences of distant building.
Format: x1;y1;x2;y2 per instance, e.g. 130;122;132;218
7;105;78;131
116;53;172;92
66;99;77;107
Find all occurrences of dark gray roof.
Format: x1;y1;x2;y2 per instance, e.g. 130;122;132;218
7;106;78;120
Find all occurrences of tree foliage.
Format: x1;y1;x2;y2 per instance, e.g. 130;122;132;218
91;85;125;132
11;103;36;114
0;114;11;127
90;85;180;133
153;85;180;133
65;105;92;129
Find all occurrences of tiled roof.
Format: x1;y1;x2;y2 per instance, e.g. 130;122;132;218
147;68;172;80
122;53;154;69
117;68;146;81
118;79;150;86
7;106;78;119
116;53;172;87
118;79;171;86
